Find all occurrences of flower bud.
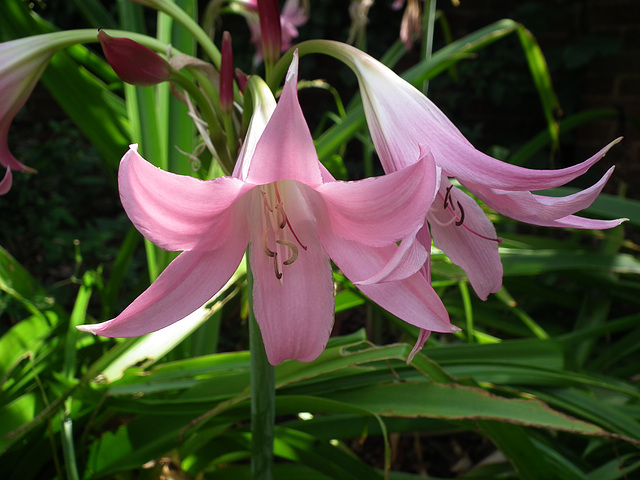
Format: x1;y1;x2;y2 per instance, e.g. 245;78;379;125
220;32;234;114
97;29;171;87
257;0;282;66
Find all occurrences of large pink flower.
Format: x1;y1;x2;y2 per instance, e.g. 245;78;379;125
324;41;625;299
78;53;457;365
0;35;55;193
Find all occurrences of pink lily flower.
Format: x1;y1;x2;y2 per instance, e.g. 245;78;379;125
0;35;54;193
77;53;457;365
319;42;625;354
326;42;625;299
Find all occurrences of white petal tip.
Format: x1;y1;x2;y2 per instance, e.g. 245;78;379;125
285;50;299;83
129;143;139;151
451;326;462;333
76;325;97;335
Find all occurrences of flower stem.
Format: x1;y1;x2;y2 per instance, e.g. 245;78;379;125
421;0;438;94
246;252;275;480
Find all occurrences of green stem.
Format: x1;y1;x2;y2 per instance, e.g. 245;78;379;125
137;0;221;67
247;252;275;480
421;0;437;94
170;70;234;175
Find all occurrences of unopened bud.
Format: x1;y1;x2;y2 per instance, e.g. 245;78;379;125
97;29;171;86
235;68;249;93
220;31;234;114
257;0;282;66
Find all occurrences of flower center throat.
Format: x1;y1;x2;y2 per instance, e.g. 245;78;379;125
259;182;308;280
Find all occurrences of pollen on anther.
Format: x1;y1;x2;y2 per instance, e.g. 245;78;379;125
261;229;276;257
454;201;465;226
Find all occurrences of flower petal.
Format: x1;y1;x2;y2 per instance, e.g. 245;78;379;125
536;215;626;229
336;43;622;190
77;239;247;337
428;180;502;300
320;227;456;334
355;227;428;284
316;147;438;247
465;167;626;228
408;328;431;363
120;145;253;251
249;183;334;365
244;52;323;188
0;168;11;195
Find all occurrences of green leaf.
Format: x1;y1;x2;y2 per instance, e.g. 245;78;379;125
324;383;607;437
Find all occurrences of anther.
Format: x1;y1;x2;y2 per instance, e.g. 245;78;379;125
455;201;465;226
277;240;299;265
261;229;276;257
273;253;283;279
275;204;287;229
444;185;454;209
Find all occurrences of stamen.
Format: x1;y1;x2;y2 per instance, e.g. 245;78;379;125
260;189;274;213
261;229;276;257
273;253;283;279
433;184;502;244
428;214;457;227
275;204;287;229
277;240;299;265
444;185;454;209
455;201;465;226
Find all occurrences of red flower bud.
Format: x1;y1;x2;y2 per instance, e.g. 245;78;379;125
220;31;234;114
97;29;171;87
234;68;249;93
257;0;282;66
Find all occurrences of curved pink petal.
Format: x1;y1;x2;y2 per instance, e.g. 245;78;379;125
0;58;47;173
334;43;622;191
428;180;502;300
355;227;428;284
248;182;335;364
316;149;438;247
319;222;456;334
535;215;626;229
0;168;11;195
77;237;247;337
408;328;431;363
120;145;253;251
244;52;323;188
465;167;625;228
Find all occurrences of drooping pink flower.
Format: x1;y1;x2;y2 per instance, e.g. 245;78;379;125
77;53;457;365
327;41;625;296
320;41;625;354
0;35;54;193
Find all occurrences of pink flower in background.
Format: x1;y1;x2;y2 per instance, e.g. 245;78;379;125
0;35;55;194
392;0;423;49
237;0;308;63
78;53;457;365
